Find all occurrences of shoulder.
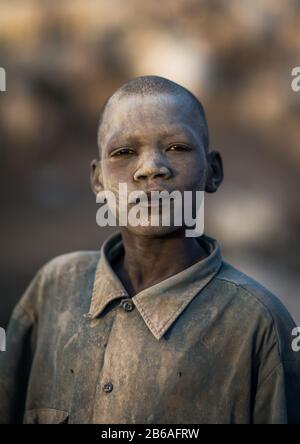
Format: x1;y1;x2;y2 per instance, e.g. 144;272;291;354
38;250;100;279
215;260;295;325
16;250;101;321
213;260;297;359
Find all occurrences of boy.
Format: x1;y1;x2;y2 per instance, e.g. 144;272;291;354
0;76;299;424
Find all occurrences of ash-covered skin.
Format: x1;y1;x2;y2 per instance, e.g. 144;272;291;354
93;91;222;232
91;89;223;295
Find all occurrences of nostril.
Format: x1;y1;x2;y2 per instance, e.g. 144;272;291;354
152;169;172;180
156;172;168;178
134;166;172;182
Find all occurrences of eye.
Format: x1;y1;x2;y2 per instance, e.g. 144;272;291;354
167;144;191;152
110;147;135;157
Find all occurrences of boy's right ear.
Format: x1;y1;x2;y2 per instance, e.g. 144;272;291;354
90;159;103;195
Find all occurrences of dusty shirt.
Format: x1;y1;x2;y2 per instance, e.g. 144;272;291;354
0;231;299;424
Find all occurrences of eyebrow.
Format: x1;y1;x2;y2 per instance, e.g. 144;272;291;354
106;132;138;149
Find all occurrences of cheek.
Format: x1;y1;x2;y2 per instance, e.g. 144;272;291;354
101;159;134;191
172;154;207;190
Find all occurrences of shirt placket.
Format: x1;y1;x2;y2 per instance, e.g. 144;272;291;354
91;297;138;423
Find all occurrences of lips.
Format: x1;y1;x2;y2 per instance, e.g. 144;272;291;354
132;190;178;209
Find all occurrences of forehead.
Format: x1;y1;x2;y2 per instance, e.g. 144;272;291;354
98;92;201;147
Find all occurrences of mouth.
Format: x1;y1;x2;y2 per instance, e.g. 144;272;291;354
128;189;176;208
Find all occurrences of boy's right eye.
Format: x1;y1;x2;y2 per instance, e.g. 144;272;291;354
110;147;135;157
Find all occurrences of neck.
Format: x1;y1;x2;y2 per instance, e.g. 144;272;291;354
113;228;208;296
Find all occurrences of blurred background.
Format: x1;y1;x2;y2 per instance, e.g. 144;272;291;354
0;0;299;328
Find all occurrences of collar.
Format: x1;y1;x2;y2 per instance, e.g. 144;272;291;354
88;231;223;340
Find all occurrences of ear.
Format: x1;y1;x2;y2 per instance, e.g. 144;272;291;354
205;150;224;193
90;159;103;196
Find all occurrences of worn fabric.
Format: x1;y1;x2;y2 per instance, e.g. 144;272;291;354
0;231;299;424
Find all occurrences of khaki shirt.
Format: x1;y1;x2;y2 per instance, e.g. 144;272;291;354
0;232;299;424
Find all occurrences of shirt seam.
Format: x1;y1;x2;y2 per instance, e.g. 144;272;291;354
215;276;283;360
255;359;300;392
256;361;282;391
17;301;36;325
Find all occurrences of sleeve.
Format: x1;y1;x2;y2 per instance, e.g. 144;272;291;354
251;290;300;424
253;360;300;424
0;271;42;424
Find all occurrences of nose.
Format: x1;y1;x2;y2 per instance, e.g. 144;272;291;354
133;154;172;182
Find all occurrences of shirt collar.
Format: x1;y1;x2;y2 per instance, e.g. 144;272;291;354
88;231;223;340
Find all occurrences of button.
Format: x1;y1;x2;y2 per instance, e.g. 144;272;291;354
120;298;135;312
102;381;113;393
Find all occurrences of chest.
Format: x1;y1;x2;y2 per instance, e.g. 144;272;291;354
27;299;254;423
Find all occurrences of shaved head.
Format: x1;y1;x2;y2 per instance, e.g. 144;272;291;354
97;76;209;156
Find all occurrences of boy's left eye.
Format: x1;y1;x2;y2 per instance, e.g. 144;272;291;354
167;144;191;152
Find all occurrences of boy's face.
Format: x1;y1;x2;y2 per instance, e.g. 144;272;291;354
93;92;218;236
